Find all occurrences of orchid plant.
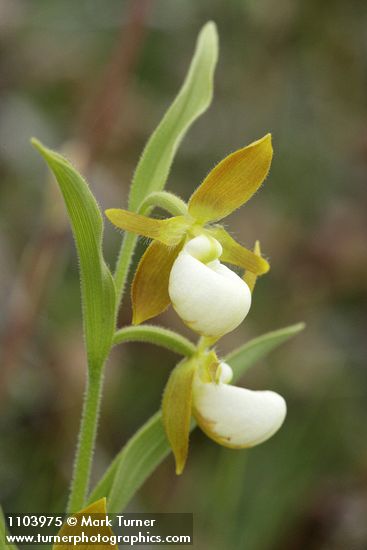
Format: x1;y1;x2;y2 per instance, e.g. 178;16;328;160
2;21;304;529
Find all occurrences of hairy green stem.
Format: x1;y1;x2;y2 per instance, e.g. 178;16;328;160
139;191;188;217
113;325;195;356
114;231;137;307
68;368;104;512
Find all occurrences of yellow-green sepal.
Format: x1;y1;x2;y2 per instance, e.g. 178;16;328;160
188;134;273;224
105;209;189;246
243;240;263;292
53;498;117;549
162;357;198;475
210;226;270;275
131;239;183;324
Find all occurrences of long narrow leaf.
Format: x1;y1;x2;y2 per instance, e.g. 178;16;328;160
0;506;18;550
226;323;305;378
90;323;304;510
128;21;218;212
31;140;116;370
99;413;170;511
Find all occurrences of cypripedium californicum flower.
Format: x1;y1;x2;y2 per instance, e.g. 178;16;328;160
169;235;251;337
105;134;273;326
162;354;286;474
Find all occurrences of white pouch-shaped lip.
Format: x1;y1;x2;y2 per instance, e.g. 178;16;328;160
168;236;251;338
193;366;286;448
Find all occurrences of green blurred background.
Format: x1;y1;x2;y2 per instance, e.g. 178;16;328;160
1;1;367;548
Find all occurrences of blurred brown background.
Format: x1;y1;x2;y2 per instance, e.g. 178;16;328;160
1;1;367;549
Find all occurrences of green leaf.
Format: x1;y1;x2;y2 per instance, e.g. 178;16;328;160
31;139;116;370
114;21;218;302
128;21;218;212
0;506;18;550
89;412;170;509
90;323;305;511
226;322;306;379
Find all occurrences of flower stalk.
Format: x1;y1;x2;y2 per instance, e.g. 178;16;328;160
68;367;105;512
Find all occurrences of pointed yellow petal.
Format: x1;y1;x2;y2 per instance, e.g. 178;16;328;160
211;227;270;275
188;134;273;223
243;240;262;292
132;240;183;324
53;498;117;549
105;209;188;245
162;358;197;475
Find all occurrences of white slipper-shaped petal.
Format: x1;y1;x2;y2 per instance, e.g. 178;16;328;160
169;235;251;337
193;366;286;448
